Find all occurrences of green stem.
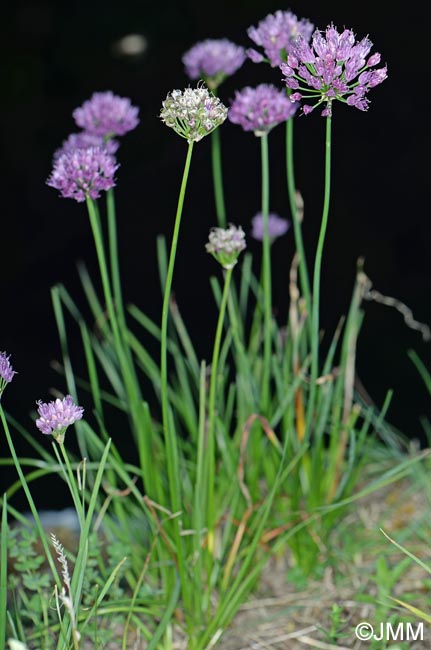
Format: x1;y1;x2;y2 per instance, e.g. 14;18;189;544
206;267;233;571
0;405;61;586
160;140;194;609
306;115;332;437
106;188;125;327
86;197;144;444
260;133;271;414
211;128;227;227
286;118;312;339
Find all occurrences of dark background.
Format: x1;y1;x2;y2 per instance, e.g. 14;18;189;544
1;0;430;504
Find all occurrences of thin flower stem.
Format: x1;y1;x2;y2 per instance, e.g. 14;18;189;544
211;128;227;227
260;133;271;414
57;442;85;528
206;266;233;571
160;140;194;607
306;115;332;437
0;405;61;586
286;119;312;339
106;188;125;327
86;197;145;448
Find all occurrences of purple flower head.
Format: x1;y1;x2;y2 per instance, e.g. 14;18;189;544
251;212;290;242
247;10;314;67
183;39;246;89
281;24;387;116
54;132;119;160
160;85;228;142
0;351;16;396
228;84;298;136
47;147;119;202
36;395;84;444
73;91;139;137
206;224;246;270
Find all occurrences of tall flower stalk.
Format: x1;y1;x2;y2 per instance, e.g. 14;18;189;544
280;24;387;438
260;133;271;413
159;85;228;618
306;116;332;436
204;225;246;584
229;84;297;412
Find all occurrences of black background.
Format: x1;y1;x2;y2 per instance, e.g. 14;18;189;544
1;1;430;505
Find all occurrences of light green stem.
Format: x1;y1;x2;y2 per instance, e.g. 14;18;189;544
206;267;233;572
286;118;312;339
0;405;61;585
160;140;194;611
306;115;332;436
211;128;227;227
106;188;125;327
260;133;272;414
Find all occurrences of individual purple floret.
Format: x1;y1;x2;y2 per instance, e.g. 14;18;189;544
228;84;298;136
247;10;314;67
36;395;84;444
280;24;388;116
206;224;246;269
47;147;119;202
0;351;16;396
54;132;119;160
251;212;290;242
183;38;246;89
73;91;139;137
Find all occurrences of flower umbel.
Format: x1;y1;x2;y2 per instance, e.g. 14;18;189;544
0;351;16;397
247;10;314;67
47;147;119;202
183;39;246;89
73;91;139;137
36;395;84;444
206;224;246;269
251;212;290;242
228;84;298;136
281;24;388;116
160;85;228;142
54;132;119;160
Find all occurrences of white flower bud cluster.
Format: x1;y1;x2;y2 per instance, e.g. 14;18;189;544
206;224;246;269
160;86;228;142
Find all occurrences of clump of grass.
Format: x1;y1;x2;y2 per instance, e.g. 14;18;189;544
0;9;428;650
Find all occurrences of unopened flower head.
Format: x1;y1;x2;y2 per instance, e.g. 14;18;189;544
206;224;246;269
251;212;290;242
0;351;16;396
183;39;246;89
54;132;119;160
73;91;139;137
47;147;119;202
36;395;84;444
228;84;298;136
160;85;228;142
247;10;314;67
281;24;388;116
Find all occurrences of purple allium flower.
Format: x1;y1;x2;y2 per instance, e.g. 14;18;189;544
54;132;119;160
228;84;298;136
36;395;84;444
73;91;139;137
251;212;290;242
183;39;246;89
280;24;388;116
160;85;228;142
47;147;119;202
206;224;246;269
0;351;16;396
247;10;314;67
